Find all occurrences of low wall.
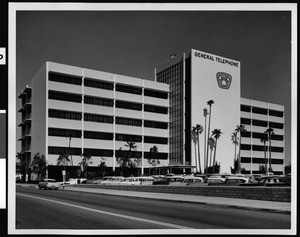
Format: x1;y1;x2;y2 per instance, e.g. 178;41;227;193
73;184;291;202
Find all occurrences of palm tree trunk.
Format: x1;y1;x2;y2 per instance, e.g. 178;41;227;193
212;139;218;173
269;139;272;172
194;141;198;172
238;133;242;173
204;117;207;174
197;139;202;174
264;140;267;172
206;106;212;173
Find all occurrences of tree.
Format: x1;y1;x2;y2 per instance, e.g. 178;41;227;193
207;136;215;171
191;126;199;172
147;146;160;175
211;129;222;173
116;141;139;176
30;153;47;181
16;152;27;182
57;154;70;166
206;100;214;174
259;164;267;174
203;108;208;174
265;127;275;173
231;132;239;163
235;124;247;173
98;158;107;178
195;124;203;173
79;152;92;178
260;133;269;172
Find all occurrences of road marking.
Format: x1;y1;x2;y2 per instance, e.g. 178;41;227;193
17;193;192;229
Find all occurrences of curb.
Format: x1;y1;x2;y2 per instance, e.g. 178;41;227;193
62;187;291;214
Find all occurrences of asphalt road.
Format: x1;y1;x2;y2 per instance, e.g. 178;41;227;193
16;186;291;230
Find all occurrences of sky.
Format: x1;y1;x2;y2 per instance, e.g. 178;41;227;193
15;7;293;164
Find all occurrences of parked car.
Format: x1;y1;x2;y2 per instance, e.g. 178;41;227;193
152;176;169;185
258;175;291;187
206;176;226;185
180;176;205;186
167;175;184;186
119;176;154;186
225;176;252;186
38;179;60;190
100;176;125;185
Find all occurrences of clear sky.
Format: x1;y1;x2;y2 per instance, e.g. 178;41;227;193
15;8;292;164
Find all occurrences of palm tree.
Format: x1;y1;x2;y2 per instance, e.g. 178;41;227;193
191;126;199;172
79;152;92;178
208;137;215;171
231;132;239;172
195;124;203;174
206;100;214;173
260;133;269;172
211;129;222;173
57;154;70;166
265;127;275;173
235;124;247;173
148;145;160;175
203;108;208;174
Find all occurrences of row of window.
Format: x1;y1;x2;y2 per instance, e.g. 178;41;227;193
241;105;284;117
241;118;284;129
49;91;168;113
48;110;168;129
49;72;168;99
241;131;284;141
241;144;284;153
48;146;168;159
241;157;284;165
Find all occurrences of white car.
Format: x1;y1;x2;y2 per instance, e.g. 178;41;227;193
38;179;60;190
100;176;125;185
119;176;154;186
175;176;205;186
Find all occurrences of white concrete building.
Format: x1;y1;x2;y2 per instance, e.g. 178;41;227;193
155;49;285;174
18;62;169;180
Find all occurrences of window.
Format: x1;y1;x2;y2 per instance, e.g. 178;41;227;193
252;145;265;151
144;89;168;99
272;134;284;141
144;104;168;114
241;144;251;150
84;78;113;90
144;136;168;144
115;133;142;142
252;107;268;115
48;128;82;138
84;96;114;107
241;131;251;138
84;113;113;123
49;91;82;103
271;146;284;153
48;146;81;155
252;132;265;139
116;84;142;95
241;105;251;112
116;101;142;111
49;72;82;85
241;157;251;163
241;118;251;125
252;158;266;164
49;109;82;120
271;158;284;164
84;131;113;140
144;120;168;129
84;148;113;157
269;110;284;117
144;152;168;160
252;119;268;127
269;122;284;129
115;149;142;158
116;117;142;126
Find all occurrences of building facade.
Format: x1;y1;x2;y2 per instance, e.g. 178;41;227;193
156;49;285;174
240;98;285;174
18;62;170;180
18;49;286;179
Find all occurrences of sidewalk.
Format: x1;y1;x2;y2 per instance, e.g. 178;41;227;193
17;184;291;214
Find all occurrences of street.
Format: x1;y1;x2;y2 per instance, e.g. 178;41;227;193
16;186;291;229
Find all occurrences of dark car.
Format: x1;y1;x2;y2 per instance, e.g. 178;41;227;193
152;176;169;185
